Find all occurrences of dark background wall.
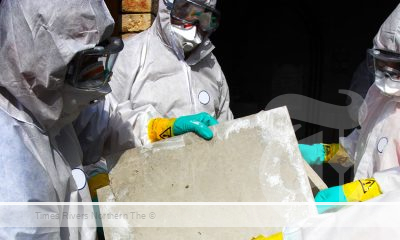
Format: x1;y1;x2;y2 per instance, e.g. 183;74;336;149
210;1;400;185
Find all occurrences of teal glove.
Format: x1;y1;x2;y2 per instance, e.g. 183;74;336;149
298;144;325;165
173;112;219;140
314;185;347;214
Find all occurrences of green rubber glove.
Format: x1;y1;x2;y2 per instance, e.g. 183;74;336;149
315;185;347;213
173;112;218;140
298;144;325;165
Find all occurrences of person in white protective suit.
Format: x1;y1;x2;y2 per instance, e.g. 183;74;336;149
254;3;400;240
107;0;234;146
0;0;125;239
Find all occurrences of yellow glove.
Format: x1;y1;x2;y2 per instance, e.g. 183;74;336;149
148;118;176;142
299;143;353;167
315;178;382;213
342;178;382;202
322;143;340;162
251;232;283;240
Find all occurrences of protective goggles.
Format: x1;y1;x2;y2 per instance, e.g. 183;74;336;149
169;0;220;33
66;37;124;90
367;48;400;82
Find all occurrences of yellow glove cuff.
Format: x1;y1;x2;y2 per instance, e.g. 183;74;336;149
251;232;283;240
343;178;382;202
88;173;110;199
148;118;176;143
322;143;340;162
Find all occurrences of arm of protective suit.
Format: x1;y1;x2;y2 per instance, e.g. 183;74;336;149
102;34;166;147
372;167;400;194
216;67;234;121
74;99;112;166
106;96;162;148
108;34;152;146
74;97;145;165
74;98;157;199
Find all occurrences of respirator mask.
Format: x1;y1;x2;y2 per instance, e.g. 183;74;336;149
367;48;400;96
165;0;220;52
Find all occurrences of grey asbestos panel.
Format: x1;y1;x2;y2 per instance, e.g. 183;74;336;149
99;106;317;239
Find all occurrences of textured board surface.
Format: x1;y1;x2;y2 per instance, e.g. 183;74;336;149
99;107;317;239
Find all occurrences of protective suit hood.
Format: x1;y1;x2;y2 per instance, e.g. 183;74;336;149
373;3;400;53
0;0;114;130
372;4;400;96
155;0;216;62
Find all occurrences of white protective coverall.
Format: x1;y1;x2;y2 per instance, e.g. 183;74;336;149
107;0;234;147
279;4;400;239
336;3;400;192
0;0;122;239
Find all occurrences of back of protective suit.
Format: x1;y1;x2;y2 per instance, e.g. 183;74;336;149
0;0;115;239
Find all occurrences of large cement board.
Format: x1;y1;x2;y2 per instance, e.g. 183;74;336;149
98;106;317;239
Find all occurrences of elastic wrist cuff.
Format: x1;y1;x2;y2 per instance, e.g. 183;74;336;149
343;178;382;202
323;143;339;162
148;118;176;142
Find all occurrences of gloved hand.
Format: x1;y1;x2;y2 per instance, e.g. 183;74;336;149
298;143;339;165
148;112;218;142
315;178;382;214
251;232;283;240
